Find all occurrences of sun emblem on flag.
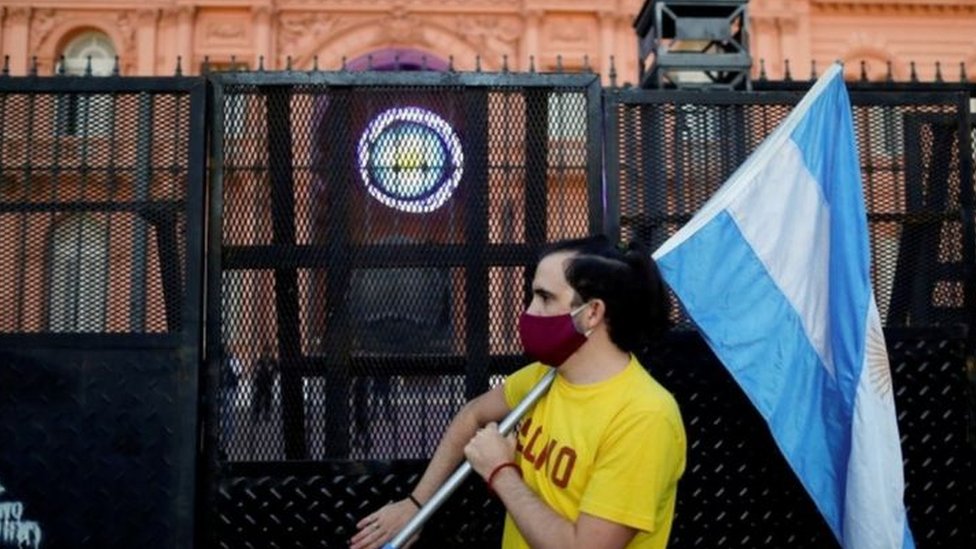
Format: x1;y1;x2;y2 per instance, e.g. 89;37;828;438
865;306;893;399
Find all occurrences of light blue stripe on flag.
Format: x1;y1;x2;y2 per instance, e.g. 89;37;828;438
653;63;914;549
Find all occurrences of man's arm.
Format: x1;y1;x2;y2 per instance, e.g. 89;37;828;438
466;424;638;549
349;385;510;549
411;385;510;502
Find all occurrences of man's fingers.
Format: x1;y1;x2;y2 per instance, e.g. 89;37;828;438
350;514;382;548
355;513;376;530
349;518;387;549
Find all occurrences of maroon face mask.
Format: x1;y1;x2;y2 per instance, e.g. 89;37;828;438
518;303;590;367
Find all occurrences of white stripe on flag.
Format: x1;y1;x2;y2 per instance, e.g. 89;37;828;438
844;294;910;548
726;139;835;377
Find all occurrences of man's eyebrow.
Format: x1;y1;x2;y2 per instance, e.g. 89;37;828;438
532;287;553;298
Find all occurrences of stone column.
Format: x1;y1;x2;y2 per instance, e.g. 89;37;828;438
252;5;273;69
137;9;159;75
783;0;813;78
617;11;639;86
778;16;803;78
598;8;616;72
520;9;542;71
3;7;30;75
0;8;6;64
177;6;196;74
751;15;780;78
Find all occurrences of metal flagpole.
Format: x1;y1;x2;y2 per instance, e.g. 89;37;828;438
382;367;557;549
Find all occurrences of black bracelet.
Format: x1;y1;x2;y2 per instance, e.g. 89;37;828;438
407;494;423;509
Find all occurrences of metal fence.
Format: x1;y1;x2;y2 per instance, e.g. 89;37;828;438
0;69;972;549
606;86;974;329
210;75;975;548
207;71;603;465
0;76;206;548
600;85;975;548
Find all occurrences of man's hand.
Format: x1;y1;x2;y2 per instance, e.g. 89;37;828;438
348;499;419;549
463;422;517;479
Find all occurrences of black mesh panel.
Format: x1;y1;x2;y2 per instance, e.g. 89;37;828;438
609;91;973;330
0;88;190;334
0;77;203;549
212;74;599;463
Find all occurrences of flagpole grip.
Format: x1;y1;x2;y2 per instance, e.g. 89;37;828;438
382;368;557;549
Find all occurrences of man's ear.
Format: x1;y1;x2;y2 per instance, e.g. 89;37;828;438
586;298;607;328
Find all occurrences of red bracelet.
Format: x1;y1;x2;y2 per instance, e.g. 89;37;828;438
486;461;521;494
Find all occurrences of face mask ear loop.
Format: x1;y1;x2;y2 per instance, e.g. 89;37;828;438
571;302;594;337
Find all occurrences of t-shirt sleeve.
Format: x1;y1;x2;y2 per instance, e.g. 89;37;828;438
579;407;686;533
503;363;548;409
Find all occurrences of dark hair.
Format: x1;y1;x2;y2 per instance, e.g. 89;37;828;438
537;235;671;353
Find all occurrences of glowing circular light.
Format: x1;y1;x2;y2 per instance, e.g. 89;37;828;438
357;107;464;213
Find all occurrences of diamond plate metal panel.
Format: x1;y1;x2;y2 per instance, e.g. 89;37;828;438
0;348;198;548
211;331;974;548
215;462;503;548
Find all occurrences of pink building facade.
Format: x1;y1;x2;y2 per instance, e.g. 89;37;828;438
0;0;973;82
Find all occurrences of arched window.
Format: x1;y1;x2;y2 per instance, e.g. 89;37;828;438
48;215;108;332
56;31;116;135
59;31;116;75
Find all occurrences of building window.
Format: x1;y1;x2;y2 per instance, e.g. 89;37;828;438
548;91;587;141
206;61;251;138
56;31;116;136
59;31;116;76
48;215;108;332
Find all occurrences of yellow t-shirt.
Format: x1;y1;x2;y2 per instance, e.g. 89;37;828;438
501;356;686;549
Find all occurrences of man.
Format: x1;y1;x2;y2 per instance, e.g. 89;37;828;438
351;236;686;549
251;344;278;424
219;344;243;459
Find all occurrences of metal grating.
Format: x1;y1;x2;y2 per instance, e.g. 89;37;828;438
0;84;192;334
209;72;602;464
0;73;969;548
0;77;205;549
606;89;975;330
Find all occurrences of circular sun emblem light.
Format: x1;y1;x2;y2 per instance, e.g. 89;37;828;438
357;107;464;213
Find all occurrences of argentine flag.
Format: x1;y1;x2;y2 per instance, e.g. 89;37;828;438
653;63;915;549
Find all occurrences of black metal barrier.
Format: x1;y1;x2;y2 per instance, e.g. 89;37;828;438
0;69;973;548
208;75;975;547
605;86;975;330
213;329;974;548
0;76;207;548
204;70;604;464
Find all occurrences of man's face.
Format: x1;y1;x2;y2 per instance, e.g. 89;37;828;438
527;251;578;317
